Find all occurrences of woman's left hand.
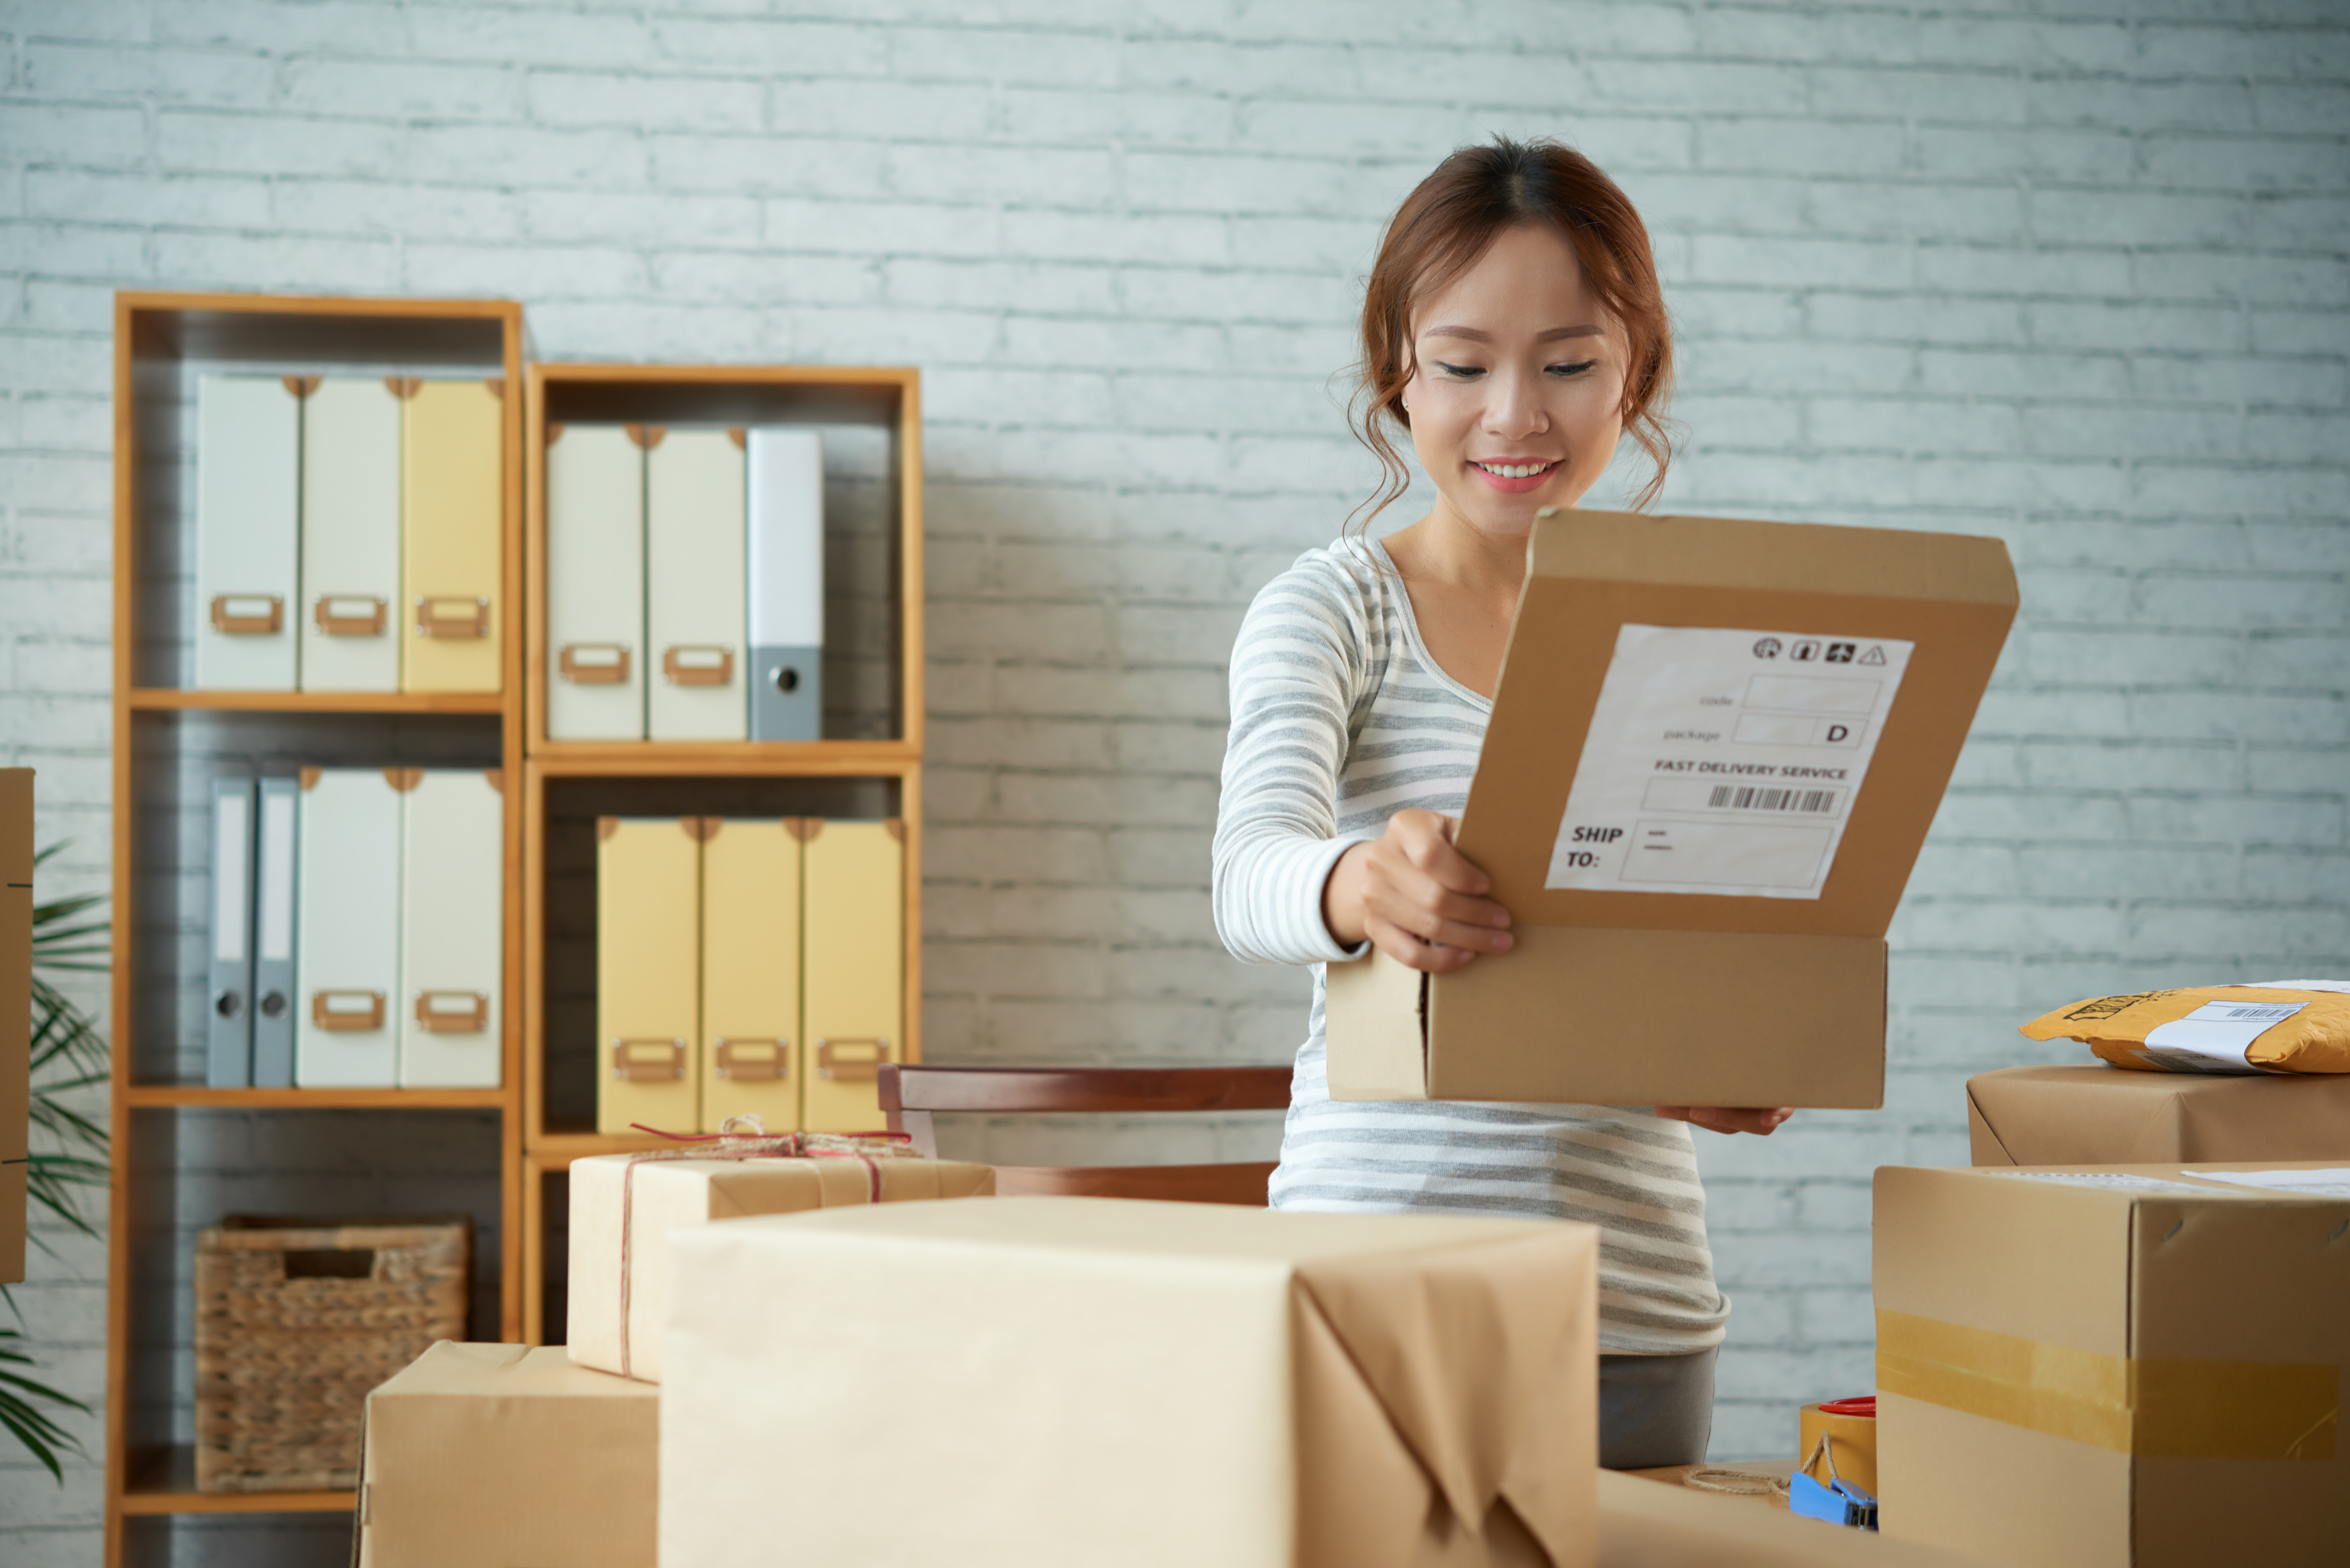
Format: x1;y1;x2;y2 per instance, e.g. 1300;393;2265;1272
1653;1106;1793;1136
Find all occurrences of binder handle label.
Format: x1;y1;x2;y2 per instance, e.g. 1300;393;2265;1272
312;991;385;1031
314;595;387;637
816;1037;892;1081
415;595;490;638
415;991;489;1033
714;1038;789;1081
211;594;283;635
611;1038;687;1082
662;645;735;687
559;642;631;684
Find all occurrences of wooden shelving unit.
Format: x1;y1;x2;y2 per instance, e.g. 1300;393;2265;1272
517;364;925;1344
105;292;526;1565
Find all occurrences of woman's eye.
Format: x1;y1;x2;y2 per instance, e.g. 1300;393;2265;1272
1435;361;1485;379
1548;359;1600;377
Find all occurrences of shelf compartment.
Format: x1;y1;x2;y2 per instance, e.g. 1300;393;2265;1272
523;765;915;1144
121;1445;357;1514
525;363;922;756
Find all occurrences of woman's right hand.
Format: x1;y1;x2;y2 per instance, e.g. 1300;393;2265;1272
1322;809;1513;973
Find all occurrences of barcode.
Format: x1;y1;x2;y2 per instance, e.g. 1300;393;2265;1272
2209;1003;2298;1021
1707;786;1838;813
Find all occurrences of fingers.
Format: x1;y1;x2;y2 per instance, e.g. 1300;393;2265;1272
1654;1107;1795;1137
1365;914;1481;975
1389;810;1492;896
1366;812;1510;952
1367;869;1512;951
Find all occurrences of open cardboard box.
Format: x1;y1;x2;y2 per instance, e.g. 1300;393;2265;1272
1328;510;2015;1108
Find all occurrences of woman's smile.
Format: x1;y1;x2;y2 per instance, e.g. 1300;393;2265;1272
1469;457;1560;491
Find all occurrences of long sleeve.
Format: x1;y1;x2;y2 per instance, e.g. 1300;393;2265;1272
1212;555;1383;967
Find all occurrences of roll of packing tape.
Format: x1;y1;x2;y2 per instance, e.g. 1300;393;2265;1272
1799;1396;1878;1498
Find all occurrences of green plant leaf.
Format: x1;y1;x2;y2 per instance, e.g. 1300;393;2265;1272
9;843;111;1480
0;1327;91;1482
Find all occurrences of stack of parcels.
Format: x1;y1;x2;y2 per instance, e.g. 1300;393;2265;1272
1976;982;2350;1166
354;1139;991;1567
1874;1163;2349;1567
661;1196;1600;1567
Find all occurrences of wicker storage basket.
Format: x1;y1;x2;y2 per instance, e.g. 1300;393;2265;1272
193;1215;470;1493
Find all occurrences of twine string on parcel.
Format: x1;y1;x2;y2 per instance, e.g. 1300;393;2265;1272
612;1118;917;1376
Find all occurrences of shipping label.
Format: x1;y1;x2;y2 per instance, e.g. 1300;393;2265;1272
2138;999;2309;1075
2191;1168;2350;1199
1546;624;1914;898
1988;1172;2216;1194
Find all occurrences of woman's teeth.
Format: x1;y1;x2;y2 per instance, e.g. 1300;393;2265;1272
1476;461;1554;479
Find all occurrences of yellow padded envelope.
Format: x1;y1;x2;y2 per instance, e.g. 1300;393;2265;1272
400;378;502;693
596;819;702;1135
697;819;802;1133
799;819;903;1133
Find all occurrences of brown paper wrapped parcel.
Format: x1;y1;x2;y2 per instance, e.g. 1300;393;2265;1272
1875;1162;2350;1568
567;1147;993;1382
661;1195;1599;1568
357;1342;656;1568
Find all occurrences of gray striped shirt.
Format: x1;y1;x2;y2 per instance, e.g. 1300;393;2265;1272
1213;537;1730;1354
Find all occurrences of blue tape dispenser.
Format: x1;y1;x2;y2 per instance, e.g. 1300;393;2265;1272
1789;1433;1878;1530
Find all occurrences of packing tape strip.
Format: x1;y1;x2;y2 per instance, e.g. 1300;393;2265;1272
1876;1310;2339;1459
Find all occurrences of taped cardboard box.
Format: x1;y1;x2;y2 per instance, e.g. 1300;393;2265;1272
662;1196;1598;1568
1874;1163;2350;1568
1969;1065;2350;1167
355;1342;655;1568
568;1148;993;1382
1598;1471;1982;1567
1327;509;2014;1110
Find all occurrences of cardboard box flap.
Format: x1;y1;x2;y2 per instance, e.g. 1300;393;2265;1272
1293;1222;1596;1560
1459;508;2017;937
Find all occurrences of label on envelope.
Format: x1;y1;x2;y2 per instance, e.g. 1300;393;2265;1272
1546;624;1914;897
2140;999;2309;1074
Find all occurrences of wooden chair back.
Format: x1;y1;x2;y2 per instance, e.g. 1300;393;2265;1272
877;1064;1292;1207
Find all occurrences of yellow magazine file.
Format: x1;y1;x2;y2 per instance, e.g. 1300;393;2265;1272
799;819;903;1134
697;819;802;1133
596;818;702;1135
399;378;502;693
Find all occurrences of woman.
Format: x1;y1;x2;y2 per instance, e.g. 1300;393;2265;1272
1212;137;1791;1469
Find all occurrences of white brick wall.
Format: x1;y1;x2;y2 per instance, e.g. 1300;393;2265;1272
3;0;2345;1555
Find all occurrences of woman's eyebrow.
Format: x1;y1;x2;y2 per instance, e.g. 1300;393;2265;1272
1419;324;1604;343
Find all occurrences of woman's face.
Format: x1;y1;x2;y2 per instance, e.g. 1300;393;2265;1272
1400;222;1629;540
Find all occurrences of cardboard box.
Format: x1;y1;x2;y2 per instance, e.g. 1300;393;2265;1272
566;1149;993;1382
1598;1471;1982;1566
1326;509;2014;1109
1874;1163;2350;1567
662;1196;1599;1568
1969;1065;2350;1166
356;1342;655;1568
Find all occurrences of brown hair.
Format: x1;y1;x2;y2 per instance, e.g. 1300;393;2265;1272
1350;136;1675;530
